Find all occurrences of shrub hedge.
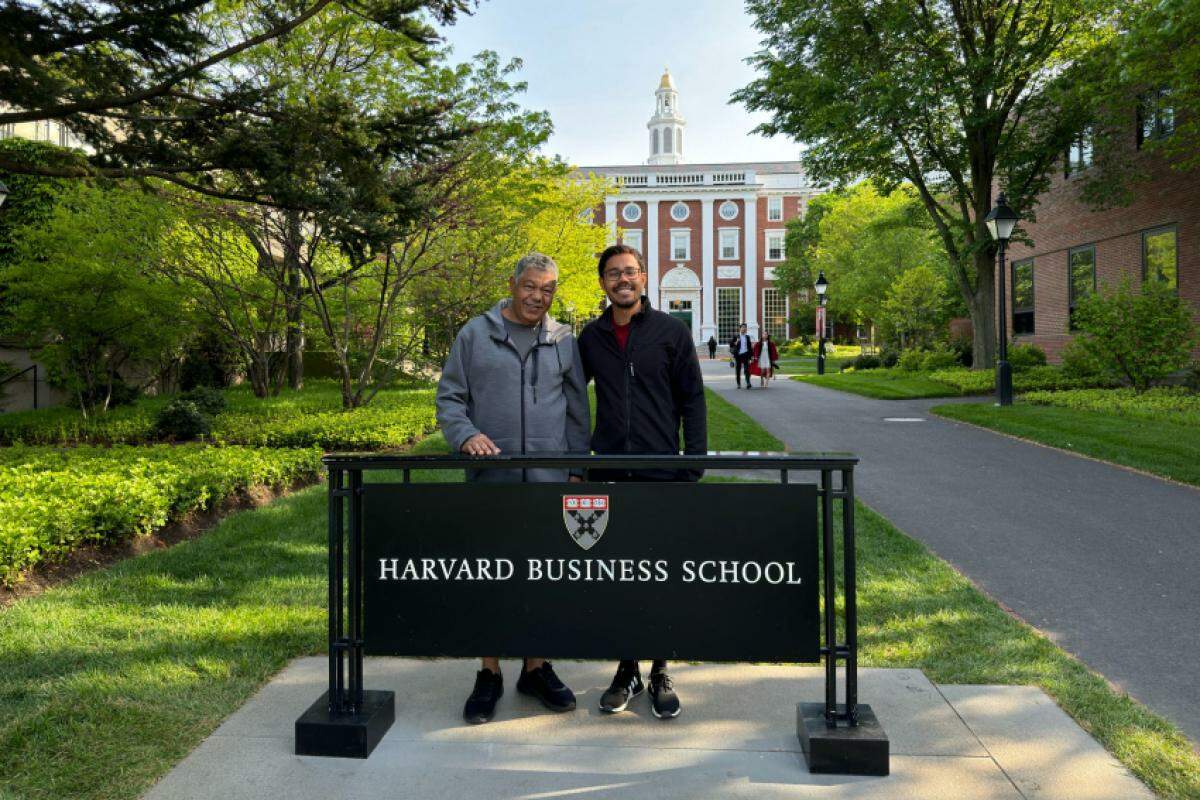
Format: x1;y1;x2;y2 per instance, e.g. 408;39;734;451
1023;387;1200;427
0;381;438;450
929;366;1117;394
0;444;322;582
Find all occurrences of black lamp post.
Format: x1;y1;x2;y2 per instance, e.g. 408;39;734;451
984;192;1019;406
814;271;829;375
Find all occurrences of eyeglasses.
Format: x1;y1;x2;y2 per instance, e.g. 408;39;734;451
603;267;643;282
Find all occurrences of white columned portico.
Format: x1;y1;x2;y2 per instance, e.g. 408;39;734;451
700;197;716;341
744;195;759;336
646;199;660;305
605;199;618;244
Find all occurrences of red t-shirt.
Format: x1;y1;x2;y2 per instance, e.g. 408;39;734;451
612;321;631;351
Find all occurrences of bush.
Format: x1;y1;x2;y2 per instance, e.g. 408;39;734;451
1069;277;1198;391
921;350;960;371
1023;387;1200;427
879;347;900;368
847;354;882;371
0;444;322;583
179;386;227;417
1007;343;1047;370
154;399;212;441
949;336;973;367
1186;363;1200;394
929;365;1118;395
1060;341;1105;380
68;378;141;410
897;350;926;372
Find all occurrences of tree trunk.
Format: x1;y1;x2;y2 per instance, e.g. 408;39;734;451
248;354;271;398
968;247;997;370
284;210;304;391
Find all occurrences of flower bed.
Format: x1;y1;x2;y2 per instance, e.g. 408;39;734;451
0;444;322;582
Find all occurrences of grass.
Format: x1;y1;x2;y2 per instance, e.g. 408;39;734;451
772;355;847;375
931;401;1200;487
793;369;961;399
2;398;1197;799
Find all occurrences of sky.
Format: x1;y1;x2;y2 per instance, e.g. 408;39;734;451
435;0;802;167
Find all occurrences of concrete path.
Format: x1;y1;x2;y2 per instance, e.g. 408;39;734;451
703;360;1200;743
144;657;1152;800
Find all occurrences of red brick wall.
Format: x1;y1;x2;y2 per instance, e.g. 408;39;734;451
1002;145;1200;362
658;200;702;293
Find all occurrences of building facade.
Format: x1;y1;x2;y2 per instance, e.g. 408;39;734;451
578;70;821;346
1001;109;1199;362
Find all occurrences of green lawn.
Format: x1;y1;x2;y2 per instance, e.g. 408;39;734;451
932;401;1200;486
793;369;961;399
772;355;847;375
2;399;1197;799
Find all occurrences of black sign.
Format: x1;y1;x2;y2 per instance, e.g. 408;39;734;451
361;481;819;662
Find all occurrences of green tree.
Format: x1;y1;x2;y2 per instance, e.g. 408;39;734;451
879;265;953;349
0;1;473;211
736;0;1113;369
1;183;194;413
1064;277;1197;391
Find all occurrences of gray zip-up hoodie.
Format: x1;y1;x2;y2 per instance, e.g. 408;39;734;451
436;299;590;482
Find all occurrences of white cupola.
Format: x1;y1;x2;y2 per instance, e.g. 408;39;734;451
647;68;685;165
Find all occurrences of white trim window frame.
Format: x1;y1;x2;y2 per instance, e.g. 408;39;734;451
719;200;739;221
764;229;786;262
670;201;690;221
621;229;644;255
621;202;642;223
718;227;739;261
762;287;790;341
670;228;691;261
716;286;743;342
767;195;783;222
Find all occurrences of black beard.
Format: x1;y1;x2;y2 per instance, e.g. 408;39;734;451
610;293;640;309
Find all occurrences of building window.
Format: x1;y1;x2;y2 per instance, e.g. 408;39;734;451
717;287;742;342
1142;225;1178;290
718;229;739;260
651;129;659;155
1065;128;1093;176
670;201;689;221
670;230;690;261
664;127;673;153
767;196;783;221
765;230;785;261
621;203;642;223
1068;245;1095;330
1137;89;1175;147
763;288;789;341
621;229;643;255
719;200;739;221
1011;258;1034;334
676;129;682;153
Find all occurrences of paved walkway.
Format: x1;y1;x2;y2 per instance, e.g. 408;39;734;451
703;360;1200;744
145;657;1152;800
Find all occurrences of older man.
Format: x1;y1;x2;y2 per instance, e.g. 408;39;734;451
436;252;590;725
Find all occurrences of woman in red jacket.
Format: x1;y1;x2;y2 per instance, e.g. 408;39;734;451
750;333;780;387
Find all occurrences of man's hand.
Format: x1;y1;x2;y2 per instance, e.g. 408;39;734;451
568;475;583;483
460;433;501;456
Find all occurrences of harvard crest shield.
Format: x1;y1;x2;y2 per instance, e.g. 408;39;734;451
562;495;610;550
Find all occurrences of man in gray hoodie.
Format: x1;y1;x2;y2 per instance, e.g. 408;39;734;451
436;252;590;724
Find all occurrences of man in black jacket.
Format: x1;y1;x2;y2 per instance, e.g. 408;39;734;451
578;243;707;720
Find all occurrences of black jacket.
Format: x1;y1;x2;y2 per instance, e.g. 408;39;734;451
579;298;707;481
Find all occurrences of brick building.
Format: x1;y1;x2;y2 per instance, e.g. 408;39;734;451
577;70;822;346
1001;110;1199;361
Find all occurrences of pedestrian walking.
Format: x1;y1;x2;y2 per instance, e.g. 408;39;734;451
707;334;717;360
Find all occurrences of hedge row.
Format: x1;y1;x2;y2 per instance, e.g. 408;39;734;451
928;366;1118;395
0;444;323;583
1022;387;1200;427
0;381;438;450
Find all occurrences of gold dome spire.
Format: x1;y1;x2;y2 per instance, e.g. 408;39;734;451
659;68;675;90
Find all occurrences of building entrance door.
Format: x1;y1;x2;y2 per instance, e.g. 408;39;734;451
667;298;695;342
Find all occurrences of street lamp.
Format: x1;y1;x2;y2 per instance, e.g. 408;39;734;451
814;271;829;375
984;192;1019;406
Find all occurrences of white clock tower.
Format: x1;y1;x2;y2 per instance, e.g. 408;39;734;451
647;68;685;165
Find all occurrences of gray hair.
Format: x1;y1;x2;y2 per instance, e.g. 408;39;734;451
514;252;558;281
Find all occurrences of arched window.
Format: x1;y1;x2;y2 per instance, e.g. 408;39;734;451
651;129;659;154
675;128;682;153
663;127;673;153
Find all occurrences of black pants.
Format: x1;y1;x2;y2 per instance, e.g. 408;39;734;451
735;353;753;386
707;344;716;359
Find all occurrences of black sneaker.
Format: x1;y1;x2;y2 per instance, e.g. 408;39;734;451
516;661;576;712
599;662;644;713
463;668;503;724
649;670;680;719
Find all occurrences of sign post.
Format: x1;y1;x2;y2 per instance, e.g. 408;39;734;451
295;453;888;776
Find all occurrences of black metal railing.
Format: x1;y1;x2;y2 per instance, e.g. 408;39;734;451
320;451;862;727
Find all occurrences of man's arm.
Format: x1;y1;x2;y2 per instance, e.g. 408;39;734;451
563;336;591;455
672;327;708;457
435;328;483;453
